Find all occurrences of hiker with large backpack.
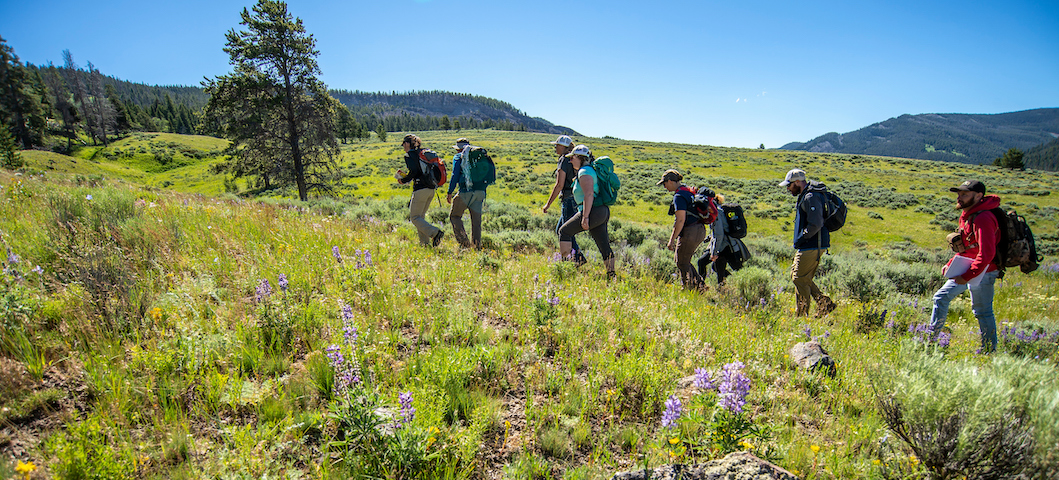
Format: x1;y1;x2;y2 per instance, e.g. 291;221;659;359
395;134;445;248
780;168;836;317
658;169;707;291
929;180;1003;352
446;137;494;249
542;135;586;264
697;192;752;287
557;145;617;279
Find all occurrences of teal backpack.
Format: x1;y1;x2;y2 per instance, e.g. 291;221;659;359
460;146;496;191
592;156;620;206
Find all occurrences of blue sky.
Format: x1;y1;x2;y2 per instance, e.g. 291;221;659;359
2;0;1057;148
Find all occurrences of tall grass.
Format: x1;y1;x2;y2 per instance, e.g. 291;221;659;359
3;143;1059;479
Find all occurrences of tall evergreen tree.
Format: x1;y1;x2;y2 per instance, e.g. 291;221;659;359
42;65;78;152
0;124;22;168
0;36;46;148
204;0;340;201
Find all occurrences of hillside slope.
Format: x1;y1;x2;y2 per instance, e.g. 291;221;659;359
780;108;1059;167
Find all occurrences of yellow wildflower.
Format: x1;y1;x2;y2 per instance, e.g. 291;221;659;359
669;437;680;445
811;444;820;454
16;460;36;477
739;440;755;450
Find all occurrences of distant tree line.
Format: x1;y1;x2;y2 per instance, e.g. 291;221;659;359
1024;137;1059;171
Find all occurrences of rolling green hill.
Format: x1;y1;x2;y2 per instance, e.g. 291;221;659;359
781;108;1059;168
3;130;1058;479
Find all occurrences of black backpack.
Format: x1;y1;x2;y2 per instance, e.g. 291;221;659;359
805;183;847;232
720;203;747;239
971;208;1043;275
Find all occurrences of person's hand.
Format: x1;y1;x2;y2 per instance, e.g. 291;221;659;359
667;240;677;251
954;276;968;285
446;193;453;204
394;170;403;182
711;255;719;261
941;265;948;276
542;204;550;214
581;217;589;230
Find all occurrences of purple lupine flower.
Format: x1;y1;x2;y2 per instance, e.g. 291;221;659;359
6;250;19;265
885;317;896;329
256;279;272;302
661;394;682;428
693;367;718;390
340;302;354;321
278;273;289;292
548;296;560;306
31;265;43;275
937;331;951;348
325;344;344;368
364;251;373;266
344;325;358;346
398;391;416;425
332;246;342;263
802;324;812;340
718;361;751;414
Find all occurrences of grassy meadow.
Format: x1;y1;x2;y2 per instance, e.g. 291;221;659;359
2;130;1059;479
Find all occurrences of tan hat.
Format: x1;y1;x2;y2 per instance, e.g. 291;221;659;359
657;169;682;185
778;168;806;186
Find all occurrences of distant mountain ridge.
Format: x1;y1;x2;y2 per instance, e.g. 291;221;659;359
75;71;576;136
780;108;1059;169
331;90;577;136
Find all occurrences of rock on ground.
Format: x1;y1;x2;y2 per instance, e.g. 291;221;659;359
611;451;799;480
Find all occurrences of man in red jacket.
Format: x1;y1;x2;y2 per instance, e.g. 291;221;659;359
929;180;1001;352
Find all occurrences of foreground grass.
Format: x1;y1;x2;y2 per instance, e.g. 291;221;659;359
2;167;1057;479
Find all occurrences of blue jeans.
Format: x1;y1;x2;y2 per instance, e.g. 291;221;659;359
930;269;1000;351
557;196;582;258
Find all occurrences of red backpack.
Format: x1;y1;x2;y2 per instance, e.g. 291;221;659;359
678;185;718;224
417;149;447;188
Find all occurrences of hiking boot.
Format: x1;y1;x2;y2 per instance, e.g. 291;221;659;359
573;252;587;267
796;298;810;317
432;230;444;247
607;271;617;281
815;295;837;317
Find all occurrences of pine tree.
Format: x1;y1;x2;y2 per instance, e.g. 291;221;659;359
0;36;46;148
0;125;22;168
204;0;341;201
375;123;387;142
993;148;1025;170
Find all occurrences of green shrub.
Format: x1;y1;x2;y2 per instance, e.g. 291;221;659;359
727;266;774;306
875;347;1059;479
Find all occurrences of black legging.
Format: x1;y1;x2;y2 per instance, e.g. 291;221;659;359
697;247;744;285
558;205;614;261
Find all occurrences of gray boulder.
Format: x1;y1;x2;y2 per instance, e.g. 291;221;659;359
789;341;836;377
612;451;799;480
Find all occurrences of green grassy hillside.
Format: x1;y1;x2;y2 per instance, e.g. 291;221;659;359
3;131;1058;479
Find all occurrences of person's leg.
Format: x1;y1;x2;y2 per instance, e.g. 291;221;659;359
930;279;968;333
714;254;731;285
409;188;439;246
558;211;586;259
968;270;1000;352
791;249;822;316
675;224;706;289
696;252;712;279
466;190;486;249
560;197;583;261
449;193;471;248
585;206;615;276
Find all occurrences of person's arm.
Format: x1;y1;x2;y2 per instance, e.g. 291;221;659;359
797;193;825;244
397;154;417;184
579;173;594;230
447;154;462;202
959;212;999;283
668;209;686;251
543;169;567;214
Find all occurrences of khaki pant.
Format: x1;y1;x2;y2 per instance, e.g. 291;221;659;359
409;188;440;246
791;249;824;315
450;190;486;249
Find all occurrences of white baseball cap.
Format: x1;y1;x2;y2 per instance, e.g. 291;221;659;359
551;135;573;147
779;168;806;186
570;144;591;157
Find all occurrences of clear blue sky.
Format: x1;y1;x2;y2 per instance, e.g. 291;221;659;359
2;0;1057;148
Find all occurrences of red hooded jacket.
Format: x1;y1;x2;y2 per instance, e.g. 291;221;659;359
945;194;1001;281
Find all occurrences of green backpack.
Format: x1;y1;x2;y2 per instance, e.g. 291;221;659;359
592;156;620;206
460;146;496;191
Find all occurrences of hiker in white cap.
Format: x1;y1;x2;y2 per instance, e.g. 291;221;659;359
780;168;835;316
542;135;585;264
